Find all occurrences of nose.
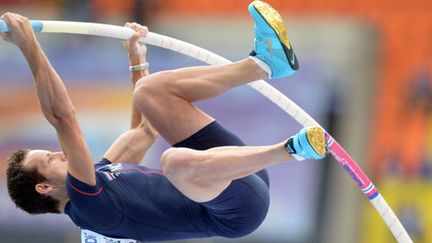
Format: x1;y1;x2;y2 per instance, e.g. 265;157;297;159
55;151;66;160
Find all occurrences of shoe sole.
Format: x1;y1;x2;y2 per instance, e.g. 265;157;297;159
250;1;299;70
306;127;327;156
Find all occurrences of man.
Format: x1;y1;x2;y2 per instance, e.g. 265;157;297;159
3;1;328;241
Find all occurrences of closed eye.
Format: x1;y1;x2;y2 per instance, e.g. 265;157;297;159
47;153;53;164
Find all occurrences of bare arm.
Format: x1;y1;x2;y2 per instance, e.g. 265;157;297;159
1;13;96;185
104;23;157;164
127;24;150;129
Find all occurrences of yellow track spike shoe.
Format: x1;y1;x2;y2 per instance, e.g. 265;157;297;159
248;1;299;79
285;127;329;161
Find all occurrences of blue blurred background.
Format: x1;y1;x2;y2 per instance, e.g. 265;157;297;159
1;1;431;243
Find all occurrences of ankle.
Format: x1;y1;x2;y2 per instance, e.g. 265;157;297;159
248;56;271;79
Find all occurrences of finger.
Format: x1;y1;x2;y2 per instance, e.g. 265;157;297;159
1;12;13;20
11;13;25;27
131;24;148;37
2;13;19;29
127;28;141;43
125;22;139;33
10;13;24;22
131;24;142;33
17;14;30;25
125;22;141;31
1;13;12;25
140;26;149;37
9;12;25;19
128;23;141;30
125;22;141;41
128;24;147;38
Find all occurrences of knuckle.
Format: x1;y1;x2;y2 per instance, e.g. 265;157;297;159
2;12;11;19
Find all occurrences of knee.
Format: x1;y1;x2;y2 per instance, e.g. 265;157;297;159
134;71;177;96
161;148;199;183
133;71;178;107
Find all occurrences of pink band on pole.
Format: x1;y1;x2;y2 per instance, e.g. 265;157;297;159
326;134;378;199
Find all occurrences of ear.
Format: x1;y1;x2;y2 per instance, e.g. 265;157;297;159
35;183;54;195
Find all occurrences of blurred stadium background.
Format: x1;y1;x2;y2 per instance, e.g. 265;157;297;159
0;0;431;242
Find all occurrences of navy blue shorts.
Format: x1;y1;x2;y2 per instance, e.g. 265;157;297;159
173;121;270;238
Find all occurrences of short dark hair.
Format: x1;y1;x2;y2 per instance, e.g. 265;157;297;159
6;148;60;214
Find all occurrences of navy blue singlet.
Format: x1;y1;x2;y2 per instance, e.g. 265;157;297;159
64;121;270;241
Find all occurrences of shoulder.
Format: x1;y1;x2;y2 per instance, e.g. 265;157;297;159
66;172;103;197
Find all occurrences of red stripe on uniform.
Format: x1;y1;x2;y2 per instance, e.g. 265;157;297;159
67;181;103;196
115;167;165;176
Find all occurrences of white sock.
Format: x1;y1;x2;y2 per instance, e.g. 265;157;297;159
249;56;272;78
291;153;305;161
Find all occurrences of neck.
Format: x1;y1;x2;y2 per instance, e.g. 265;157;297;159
58;198;69;213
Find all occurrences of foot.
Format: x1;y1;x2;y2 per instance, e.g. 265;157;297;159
248;0;299;79
285;127;328;160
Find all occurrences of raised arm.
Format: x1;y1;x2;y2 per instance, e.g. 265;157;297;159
0;13;96;185
103;23;157;164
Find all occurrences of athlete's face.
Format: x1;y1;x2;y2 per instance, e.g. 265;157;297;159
24;150;68;186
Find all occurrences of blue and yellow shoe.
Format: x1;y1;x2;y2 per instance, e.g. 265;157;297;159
248;1;299;79
285;127;328;161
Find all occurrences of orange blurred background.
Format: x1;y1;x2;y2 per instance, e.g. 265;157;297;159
1;0;432;242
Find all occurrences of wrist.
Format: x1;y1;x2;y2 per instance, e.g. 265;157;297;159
128;57;147;66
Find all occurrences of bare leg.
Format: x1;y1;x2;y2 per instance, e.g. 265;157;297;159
133;58;267;144
158;58;267;102
161;141;294;202
133;56;328;203
131;1;322;204
161;125;328;202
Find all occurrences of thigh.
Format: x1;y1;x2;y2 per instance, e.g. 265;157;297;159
164;121;271;202
174;121;270;187
135;79;214;145
201;174;270;238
